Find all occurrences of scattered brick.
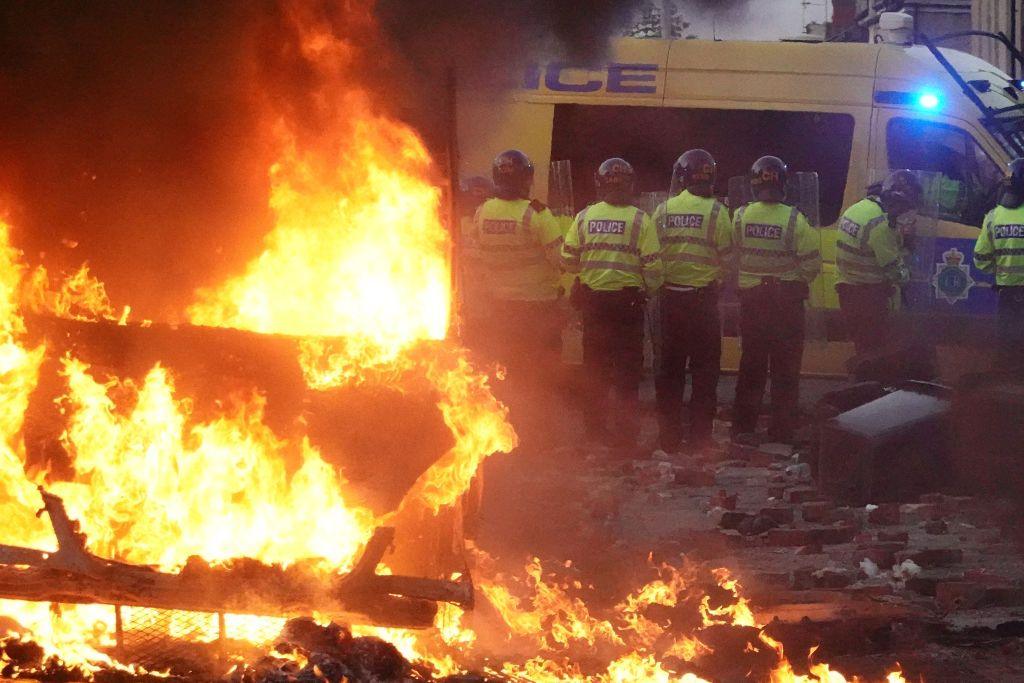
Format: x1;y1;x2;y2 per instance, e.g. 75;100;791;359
877;530;910;543
814;569;853;589
760;506;795;525
717;459;749;469
906;576;940;597
867;503;900;525
936;581;986;611
717;529;747;548
768;485;786;499
785;486;823;504
790;568;815;590
674;468;716;487
982;586;1024;607
710;490;738;511
796;543;823;555
766;528;815;547
903;548;964;568
738;514;778;536
858;542;906;568
900;503;941;524
801;501;832;523
811;524;858;546
923;519;949;535
719;511;752;530
827;507;858;524
965;569;1010;585
750;450;781;467
853;583;895;598
919;494;974;514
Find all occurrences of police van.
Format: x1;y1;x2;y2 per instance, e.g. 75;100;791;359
455;13;1024;376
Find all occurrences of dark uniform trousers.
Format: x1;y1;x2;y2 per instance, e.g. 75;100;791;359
836;283;893;356
464;299;563;385
580;287;645;441
655;286;721;447
464;298;564;451
997;287;1024;373
733;281;807;439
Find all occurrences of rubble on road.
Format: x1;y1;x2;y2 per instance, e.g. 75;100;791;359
602;424;1024;669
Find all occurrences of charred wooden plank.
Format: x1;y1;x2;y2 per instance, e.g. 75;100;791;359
0;565;437;629
0;490;470;629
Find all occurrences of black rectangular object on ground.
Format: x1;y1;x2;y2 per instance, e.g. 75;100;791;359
818;382;952;504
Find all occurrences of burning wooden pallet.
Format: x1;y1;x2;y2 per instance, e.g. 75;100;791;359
0;488;472;630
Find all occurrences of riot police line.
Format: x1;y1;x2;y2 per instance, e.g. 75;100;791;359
462;148;1022;455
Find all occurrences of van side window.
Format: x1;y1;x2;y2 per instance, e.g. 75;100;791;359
886;118;1001;227
549;105;855;225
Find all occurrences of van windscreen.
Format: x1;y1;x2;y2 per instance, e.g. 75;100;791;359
550;105;855;225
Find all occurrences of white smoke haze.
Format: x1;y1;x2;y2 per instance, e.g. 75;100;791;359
663;0;834;41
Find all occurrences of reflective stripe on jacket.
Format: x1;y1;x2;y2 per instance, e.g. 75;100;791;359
835;198;908;286
652;190;733;287
733;201;820;290
561;201;664;292
467;197;564;301
975;205;1024;287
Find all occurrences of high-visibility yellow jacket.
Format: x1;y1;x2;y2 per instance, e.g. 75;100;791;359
561;202;664;293
733;201;820;290
975;204;1024;287
652;190;733;288
466;197;564;301
835;198;909;286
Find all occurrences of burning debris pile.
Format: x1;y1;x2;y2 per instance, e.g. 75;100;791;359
0;552;913;683
0;0;512;674
0;2;935;682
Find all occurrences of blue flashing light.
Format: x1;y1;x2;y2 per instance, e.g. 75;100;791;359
917;91;941;111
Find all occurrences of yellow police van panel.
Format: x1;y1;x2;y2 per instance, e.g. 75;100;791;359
457;37;1024;376
662;40;878;109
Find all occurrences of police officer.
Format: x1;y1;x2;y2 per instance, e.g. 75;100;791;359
652;149;733;452
732;156;821;443
975;158;1024;372
466;150;565;382
561;158;664;446
835;170;922;356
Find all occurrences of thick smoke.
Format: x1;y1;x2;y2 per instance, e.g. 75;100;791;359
683;0;817;41
376;0;639;67
0;0;649;319
0;2;273;319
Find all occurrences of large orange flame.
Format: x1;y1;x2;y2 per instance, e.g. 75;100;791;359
0;2;914;680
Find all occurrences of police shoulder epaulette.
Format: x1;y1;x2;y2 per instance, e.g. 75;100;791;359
529;199;548;212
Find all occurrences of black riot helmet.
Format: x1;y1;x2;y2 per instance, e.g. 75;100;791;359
879;170;923;217
595;158;636;206
750;156;788;202
492;149;534;200
1000;158;1024;208
672;149;717;197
